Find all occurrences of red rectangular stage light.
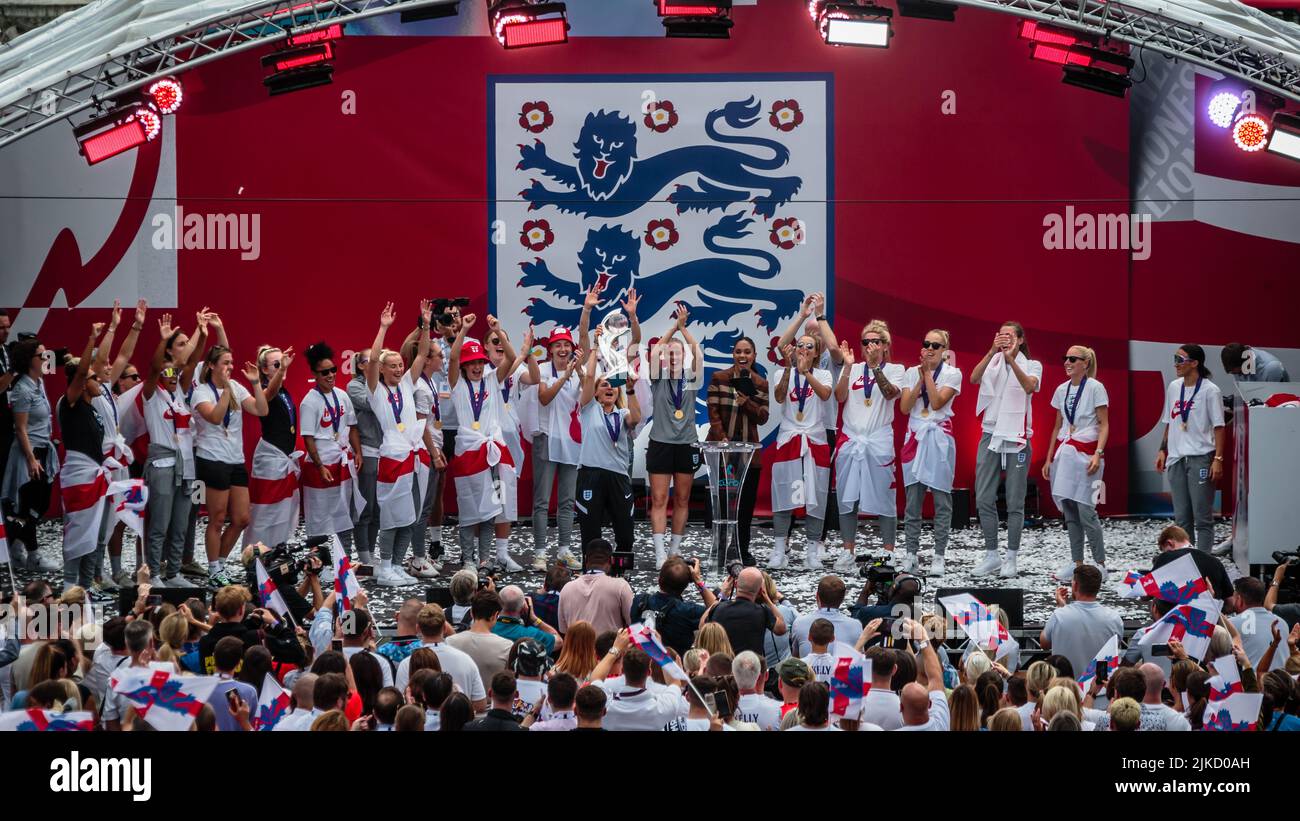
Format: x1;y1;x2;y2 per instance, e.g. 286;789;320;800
77;118;148;165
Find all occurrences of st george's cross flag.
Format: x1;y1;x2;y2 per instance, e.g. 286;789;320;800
829;656;871;720
255;557;291;621
1138;598;1222;662
108;478;148;536
1204;692;1263;731
110;668;220;732
0;709;96;732
940;593;1010;653
1076;635;1121;690
1117;554;1211;603
1207;654;1244;701
254;676;292;731
628;623;691;683
334;535;360;615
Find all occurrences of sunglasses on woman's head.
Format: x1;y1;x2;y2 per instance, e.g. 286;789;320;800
861;337;884;347
1063;355;1084;364
317;367;337;376
921;341;945;350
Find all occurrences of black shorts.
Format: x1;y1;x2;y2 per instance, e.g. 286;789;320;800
442;427;457;462
646;440;700;476
195;457;249;491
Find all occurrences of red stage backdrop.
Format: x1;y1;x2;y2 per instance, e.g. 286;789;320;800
1;2;1296;519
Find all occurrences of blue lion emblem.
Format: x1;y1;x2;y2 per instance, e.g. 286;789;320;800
517;98;802;220
518;211;803;333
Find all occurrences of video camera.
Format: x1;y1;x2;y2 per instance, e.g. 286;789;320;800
1272;549;1300;603
254;535;333;588
432;297;471;327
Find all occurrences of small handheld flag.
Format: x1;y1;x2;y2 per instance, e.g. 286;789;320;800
110;668;220;732
109;479;149;536
628;623;691;683
254;676;292;731
1207;654;1244;701
0;709;95;732
1117;554;1211;603
940;593;1010;653
1076;635;1120;690
1138;599;1222;662
1204;692;1262;731
334;534;360;615
255;557;291;621
829;656;871;720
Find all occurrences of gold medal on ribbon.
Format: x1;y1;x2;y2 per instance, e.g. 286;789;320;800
397;422;405;433
435;420;443;430
864;398;872;407
473;421;482;431
921;409;930;418
674;409;684;420
1181;422;1188;432
1069;424;1076;433
796;411;804;422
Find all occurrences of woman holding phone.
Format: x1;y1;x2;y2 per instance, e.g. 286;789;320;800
1042;346;1109;582
898;330;962;576
767;333;833;570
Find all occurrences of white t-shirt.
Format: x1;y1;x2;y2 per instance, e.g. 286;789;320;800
1163;377;1225;463
191;380;252;464
1050;377;1109;434
786;724;842;731
902;364;963;426
371;376;421;449
142;387;194;469
394;641;485;703
860;688;902;730
801;647;865;684
779;367;833;436
735;692;783;731
818;350;844;431
451;371;505;448
894;690;950;731
978;358;1043;435
594;679;689;731
538;362;580;436
841;362;906;438
300;387;356;464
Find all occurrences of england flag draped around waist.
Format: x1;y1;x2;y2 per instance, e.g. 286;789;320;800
1138;599;1222;662
59;452;123;562
109;668;219;731
246;439;302;548
769;430;830;517
254;676;292;731
834;426;895;518
376;436;418;530
450;432;517;528
1076;635;1120;690
299;446;357;539
900;418;955;493
628;623;690;683
1050;424;1102;507
1117;554;1211;603
0;709;96;732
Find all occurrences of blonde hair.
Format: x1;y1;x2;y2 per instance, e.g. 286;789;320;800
683;648;707;678
1041;684;1082;723
378;348;404;370
988;707;1024;731
694;623;735;658
1069;345;1099;378
861;319;891;347
964;648;993;682
761;572;780;604
158;611;189;663
1026;660;1057;699
1108;697;1142;731
310;710;350;731
925;328;950;348
256;345;281;369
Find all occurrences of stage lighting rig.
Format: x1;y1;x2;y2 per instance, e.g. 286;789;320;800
73;101;161;165
659;0;734;37
401;1;460;22
810;1;892;48
1267;111;1300;162
489;1;569;48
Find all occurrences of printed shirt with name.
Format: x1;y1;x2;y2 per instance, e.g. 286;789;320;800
1162;378;1224;463
191;380;252;464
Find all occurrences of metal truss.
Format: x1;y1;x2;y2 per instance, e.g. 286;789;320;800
943;0;1300;104
0;0;459;149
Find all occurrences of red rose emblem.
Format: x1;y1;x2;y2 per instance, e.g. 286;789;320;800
644;218;679;251
769;99;804;132
768;336;787;366
644;100;679;133
518;101;554;134
768;217;803;250
520;219;554;252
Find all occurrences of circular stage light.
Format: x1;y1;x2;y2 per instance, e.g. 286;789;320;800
1206;91;1239;128
1232;114;1268;152
129;105;162;141
148;77;183;115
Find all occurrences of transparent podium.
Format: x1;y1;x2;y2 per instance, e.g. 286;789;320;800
699;441;760;570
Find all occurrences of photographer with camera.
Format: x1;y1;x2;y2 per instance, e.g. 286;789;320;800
494;584;562;655
198;585;305;674
246;538;326;625
701;566;787;659
1265;554;1300;630
631;556;716;658
850;562;922;628
558;539;633;637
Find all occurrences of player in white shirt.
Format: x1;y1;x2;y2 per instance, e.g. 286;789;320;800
1155;344;1226;552
898;330;963;576
969;322;1042;580
832;320;905;572
528;322;584;571
191;342;277;584
1042;346;1110;583
448;313;527;571
406;334;449;579
140;311;207;585
364;301;432;587
300;342;362;547
768;333;834;570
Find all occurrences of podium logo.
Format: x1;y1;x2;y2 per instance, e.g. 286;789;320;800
50;752;151;802
1042;207;1151;261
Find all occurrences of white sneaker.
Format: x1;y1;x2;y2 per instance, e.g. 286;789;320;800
557;549;581;570
999;555;1019;578
802;547;821;570
377;567;406;587
164;574;197;589
407;557;439;579
1211;538;1233;557
930;555;945;578
397;567;420;585
1053;561;1077;583
973;551;1002;576
654;546;667;569
767;545;788;570
497;549;523;573
1096;564;1109;585
898;552;916;573
833;550;856;573
531;556;548;571
29;550;60;573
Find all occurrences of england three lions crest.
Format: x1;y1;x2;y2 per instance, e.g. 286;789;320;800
490;74;832;428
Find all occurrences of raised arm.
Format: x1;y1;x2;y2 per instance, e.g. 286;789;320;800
409;300;433;382
621;288;642;351
143;318;172;401
92;300;122;376
774;345;793;405
487;315;516;382
577;285;599;356
207;312;230;351
810;294;841;366
67;323;105;406
179;312;208;388
835;342;855;403
518;327;541;386
447;311;474;390
625;367;643;428
109;300;148;384
579;347;599;407
366;303;395;393
777;293;817;352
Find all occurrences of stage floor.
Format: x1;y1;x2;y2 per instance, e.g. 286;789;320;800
20;516;1235;625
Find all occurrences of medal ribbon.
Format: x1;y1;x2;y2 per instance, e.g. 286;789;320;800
919;362;943;412
468;378;488;425
319;386;341;435
1178;377;1202;426
1064;375;1087;429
